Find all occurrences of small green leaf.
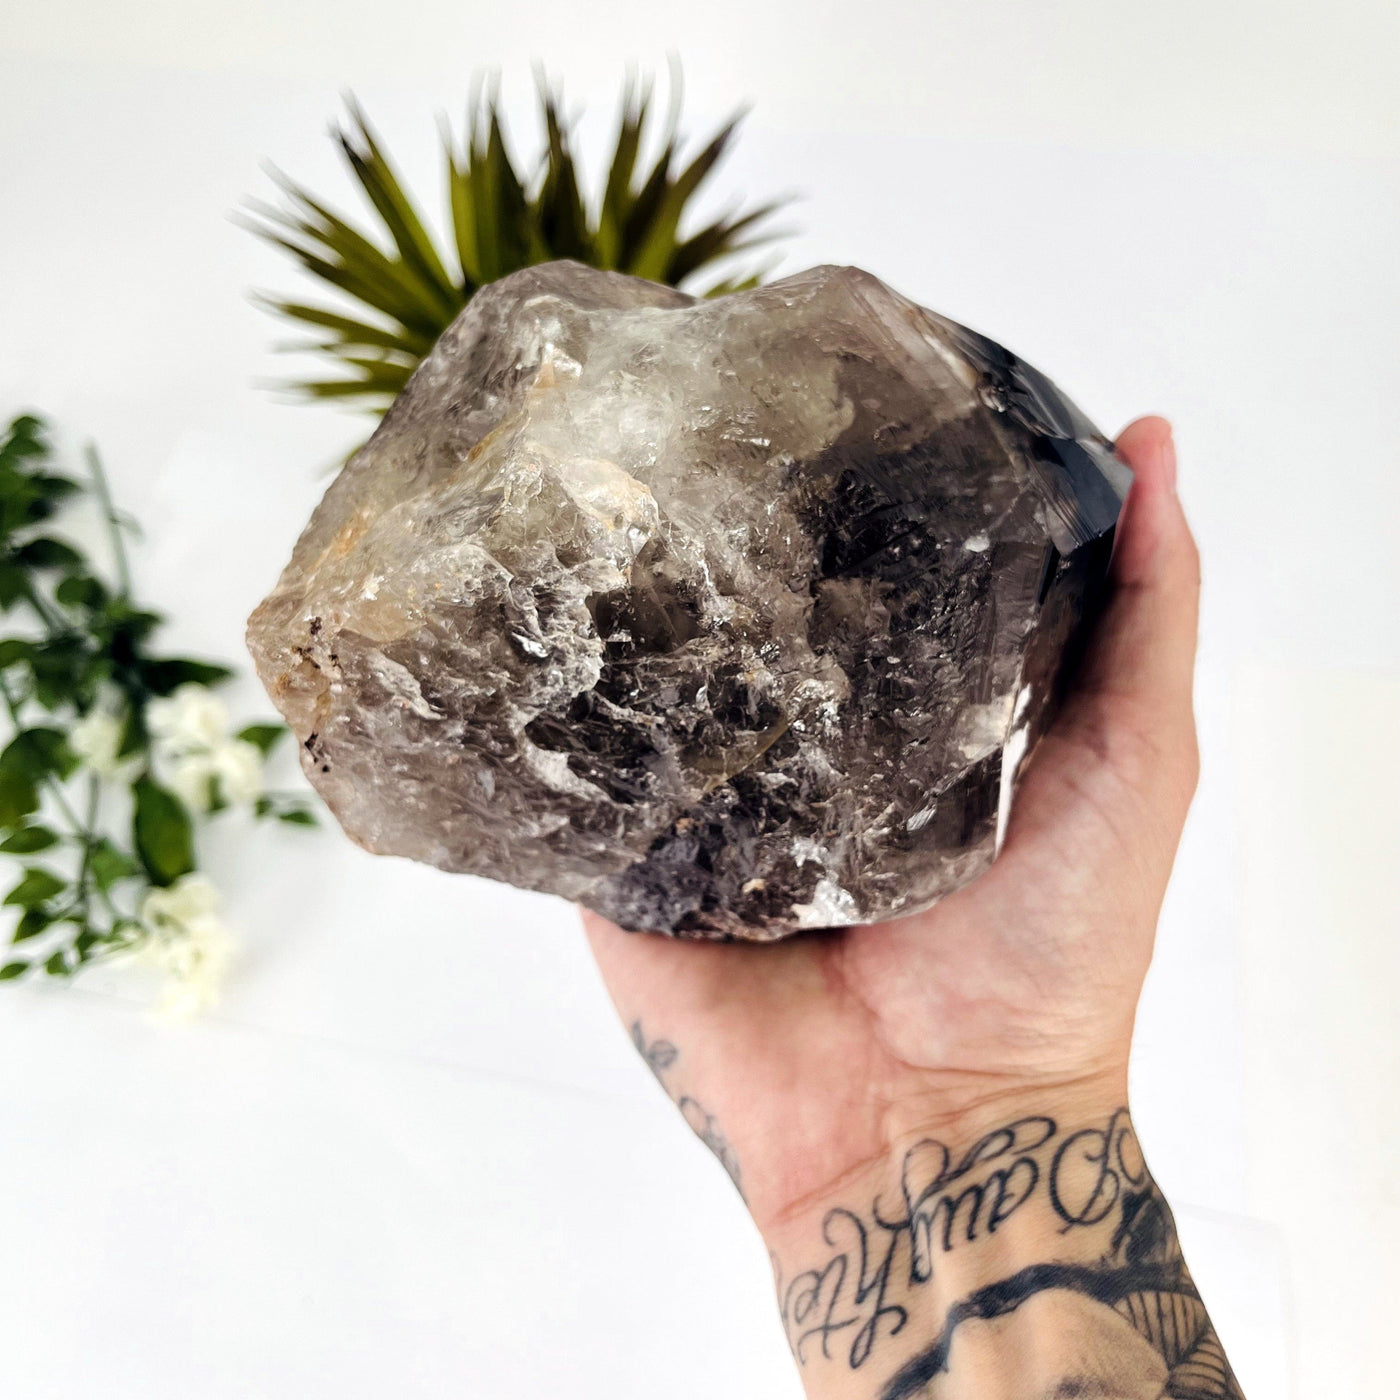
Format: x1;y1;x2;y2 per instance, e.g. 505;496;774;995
12;906;52;941
44;950;70;976
0;638;33;668
73;924;109;957
1;415;47;461
31;473;83;504
5;867;66;907
0;825;59;854
236;723;287;756
18;496;56;528
132;777;195;886
0;960;27;980
139;658;234;695
16;537;84;570
0;767;39;827
108;917;144;948
88;838;141;891
55;574;107;610
2;726;79;782
27;636;90;710
277;808;317;826
102;602;164;644
0;563;28;609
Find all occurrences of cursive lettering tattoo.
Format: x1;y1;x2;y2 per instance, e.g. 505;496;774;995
773;1107;1244;1398
630;1021;745;1201
898;1115;1056;1278
775;1114;1055;1368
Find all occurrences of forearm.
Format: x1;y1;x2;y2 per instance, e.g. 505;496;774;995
759;1092;1245;1400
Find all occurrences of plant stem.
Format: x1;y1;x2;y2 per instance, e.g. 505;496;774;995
0;671;18;725
85;444;132;598
22;579;67;634
46;775;84;831
1;673;126;959
73;773;98;899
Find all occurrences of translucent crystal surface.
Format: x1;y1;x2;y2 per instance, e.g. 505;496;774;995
248;263;1129;939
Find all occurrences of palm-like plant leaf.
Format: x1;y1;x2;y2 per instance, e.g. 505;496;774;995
246;72;793;414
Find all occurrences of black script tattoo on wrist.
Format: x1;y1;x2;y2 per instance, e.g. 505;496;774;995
630;1020;745;1201
774;1115;1056;1369
773;1107;1244;1399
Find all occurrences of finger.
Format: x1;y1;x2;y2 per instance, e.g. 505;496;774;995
1067;416;1201;741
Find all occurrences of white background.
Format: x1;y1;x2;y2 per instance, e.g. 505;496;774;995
2;2;1398;1396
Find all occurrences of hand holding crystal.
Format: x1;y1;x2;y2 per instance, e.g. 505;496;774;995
584;416;1197;1226
582;420;1231;1399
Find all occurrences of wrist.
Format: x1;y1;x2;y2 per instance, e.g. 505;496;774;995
752;1064;1127;1242
760;1092;1186;1400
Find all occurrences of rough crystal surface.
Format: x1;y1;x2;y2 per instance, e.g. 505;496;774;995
248;262;1129;939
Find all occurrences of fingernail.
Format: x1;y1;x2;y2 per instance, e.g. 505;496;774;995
1161;426;1178;494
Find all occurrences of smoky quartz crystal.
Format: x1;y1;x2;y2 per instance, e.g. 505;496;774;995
248;262;1129;939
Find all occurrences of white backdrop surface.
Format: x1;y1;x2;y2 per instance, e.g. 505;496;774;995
2;3;1397;1397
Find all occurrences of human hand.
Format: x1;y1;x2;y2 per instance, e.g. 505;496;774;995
584;415;1196;1217
584;418;1239;1397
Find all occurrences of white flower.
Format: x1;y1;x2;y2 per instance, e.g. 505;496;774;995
164;751;217;813
145;687;267;813
211;738;264;805
140;873;233;1021
141;870;220;935
69;707;125;775
147;684;228;752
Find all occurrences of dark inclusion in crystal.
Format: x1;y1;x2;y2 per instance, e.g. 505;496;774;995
248;262;1129;940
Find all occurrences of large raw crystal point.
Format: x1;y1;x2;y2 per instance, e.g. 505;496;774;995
248;262;1129;939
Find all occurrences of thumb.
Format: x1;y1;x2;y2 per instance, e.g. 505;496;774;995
1004;416;1201;857
1070;416;1200;753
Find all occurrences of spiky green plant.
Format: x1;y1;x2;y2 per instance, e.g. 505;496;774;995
245;75;791;414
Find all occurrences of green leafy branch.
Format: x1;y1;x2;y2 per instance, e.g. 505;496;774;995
0;414;316;994
244;70;793;413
